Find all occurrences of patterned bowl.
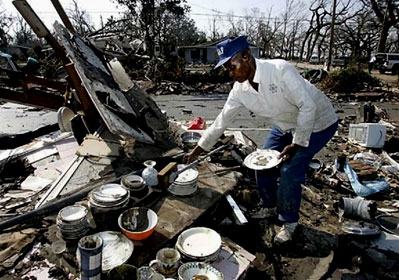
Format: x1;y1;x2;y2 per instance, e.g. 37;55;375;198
178;262;223;280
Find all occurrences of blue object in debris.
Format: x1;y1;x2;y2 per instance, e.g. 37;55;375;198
343;161;389;197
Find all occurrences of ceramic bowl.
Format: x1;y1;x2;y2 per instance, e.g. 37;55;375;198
178;262;223;280
118;207;158;240
57;106;75;132
108;264;138;280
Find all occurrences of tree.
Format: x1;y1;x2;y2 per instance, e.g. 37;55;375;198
0;5;13;48
13;14;37;46
113;0;188;56
207;11;224;41
279;0;306;58
362;0;399;53
68;0;94;35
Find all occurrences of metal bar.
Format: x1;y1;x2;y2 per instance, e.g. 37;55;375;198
226;194;248;225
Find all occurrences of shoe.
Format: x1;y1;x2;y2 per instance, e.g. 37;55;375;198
250;207;277;219
274;222;298;243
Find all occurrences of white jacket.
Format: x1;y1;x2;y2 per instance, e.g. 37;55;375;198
198;58;338;151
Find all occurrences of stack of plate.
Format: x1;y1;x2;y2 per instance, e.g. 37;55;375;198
175;227;222;263
57;205;90;240
168;165;198;196
88;183;130;212
121;174;149;198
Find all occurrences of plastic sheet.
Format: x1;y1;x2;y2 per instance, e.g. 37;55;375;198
343;162;389;197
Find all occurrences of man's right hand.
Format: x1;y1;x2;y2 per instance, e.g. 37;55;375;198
183;145;204;164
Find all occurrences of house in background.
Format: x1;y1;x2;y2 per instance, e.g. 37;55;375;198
177;38;260;65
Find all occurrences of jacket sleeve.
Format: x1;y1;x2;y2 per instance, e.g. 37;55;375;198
281;63;316;147
197;93;243;151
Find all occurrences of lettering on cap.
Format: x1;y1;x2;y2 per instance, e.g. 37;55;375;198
217;47;224;56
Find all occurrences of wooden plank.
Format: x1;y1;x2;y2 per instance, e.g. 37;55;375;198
131;161;238;266
0;86;64;109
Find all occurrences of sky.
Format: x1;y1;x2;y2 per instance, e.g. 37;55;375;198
0;0;296;34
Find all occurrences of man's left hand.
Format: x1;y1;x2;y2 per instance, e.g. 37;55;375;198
278;143;299;162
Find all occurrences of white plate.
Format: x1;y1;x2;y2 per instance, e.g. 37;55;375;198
168;183;197;197
243;149;282;170
92;184;128;203
58;205;88;222
77;231;134;272
178;262;223;280
176;227;221;258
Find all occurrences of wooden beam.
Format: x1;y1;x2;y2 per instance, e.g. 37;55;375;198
50;0;76;33
0;86;64;110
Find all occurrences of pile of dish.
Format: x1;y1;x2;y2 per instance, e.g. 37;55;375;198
88;183;130;212
168;164;198;196
57;205;90;240
175;227;221;263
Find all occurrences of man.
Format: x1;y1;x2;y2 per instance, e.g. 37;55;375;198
184;36;338;243
368;55;376;74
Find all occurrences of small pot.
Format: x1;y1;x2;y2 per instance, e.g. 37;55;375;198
180;131;201;149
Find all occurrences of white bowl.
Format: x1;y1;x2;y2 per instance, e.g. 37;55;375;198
57;106;75;132
178;262;223;280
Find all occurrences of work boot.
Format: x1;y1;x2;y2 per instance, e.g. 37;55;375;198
274;222;298;243
250;207;277;219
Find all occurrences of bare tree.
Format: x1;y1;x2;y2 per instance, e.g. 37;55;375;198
68;0;94;35
362;0;399;53
207;11;224;41
0;5;13;48
13;14;37;45
279;0;305;58
299;0;362;62
258;8;282;57
226;11;244;37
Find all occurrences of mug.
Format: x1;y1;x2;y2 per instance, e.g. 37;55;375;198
149;247;181;275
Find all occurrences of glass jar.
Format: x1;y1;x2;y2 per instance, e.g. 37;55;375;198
142;160;158;187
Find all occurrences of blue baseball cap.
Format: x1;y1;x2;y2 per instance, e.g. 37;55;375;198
215;35;249;68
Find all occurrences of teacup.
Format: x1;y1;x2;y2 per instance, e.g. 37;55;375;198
150;247;181;275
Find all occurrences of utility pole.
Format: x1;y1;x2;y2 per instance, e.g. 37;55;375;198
327;0;337;71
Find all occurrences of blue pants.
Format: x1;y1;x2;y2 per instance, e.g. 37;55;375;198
256;121;338;223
